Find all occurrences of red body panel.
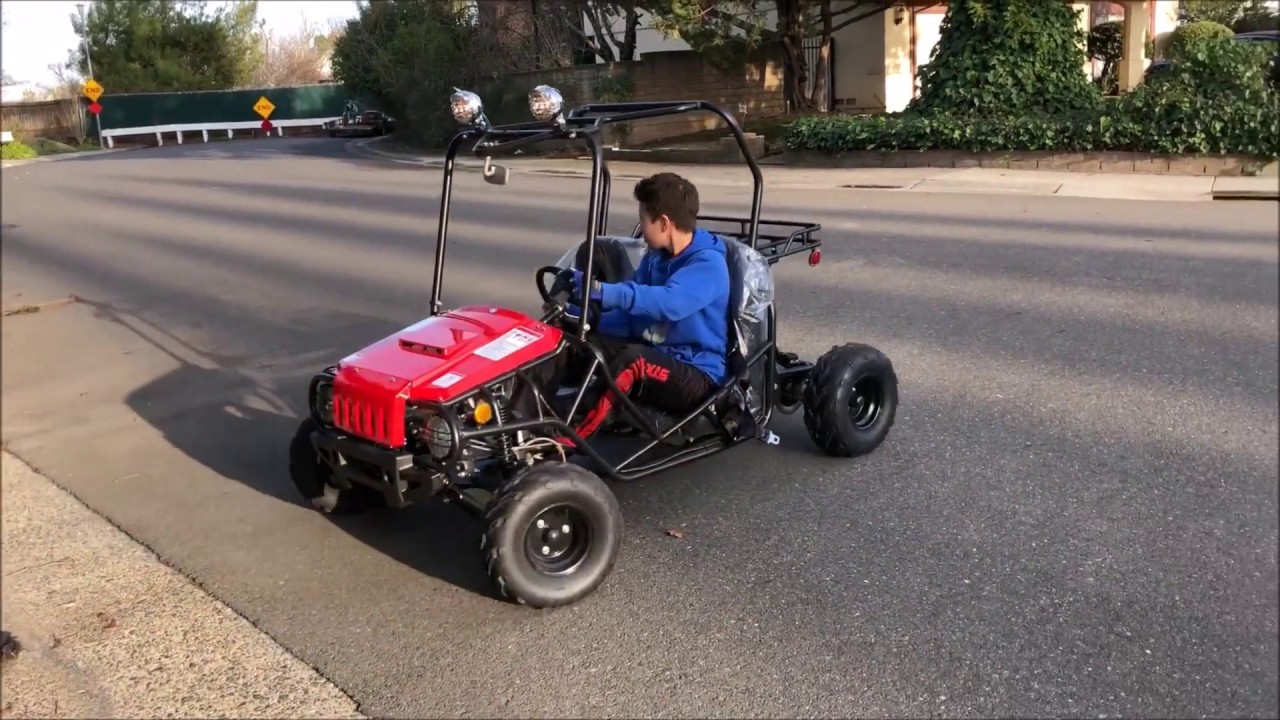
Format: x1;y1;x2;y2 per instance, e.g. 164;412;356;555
330;306;562;448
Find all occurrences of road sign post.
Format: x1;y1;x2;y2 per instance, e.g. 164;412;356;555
82;79;104;143
254;96;276;136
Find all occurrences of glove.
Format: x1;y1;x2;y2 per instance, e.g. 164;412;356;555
568;269;603;302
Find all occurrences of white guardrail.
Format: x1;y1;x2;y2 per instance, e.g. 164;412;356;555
100;116;341;148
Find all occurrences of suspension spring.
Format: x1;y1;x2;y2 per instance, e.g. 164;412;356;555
493;400;516;466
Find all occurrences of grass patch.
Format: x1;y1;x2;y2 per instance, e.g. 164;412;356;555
1;141;39;160
31;138;81;155
2;138;99;161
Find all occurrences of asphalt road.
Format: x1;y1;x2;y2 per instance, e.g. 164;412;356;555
2;137;1277;719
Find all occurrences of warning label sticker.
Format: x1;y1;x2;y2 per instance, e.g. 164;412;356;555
432;372;465;388
474;328;541;361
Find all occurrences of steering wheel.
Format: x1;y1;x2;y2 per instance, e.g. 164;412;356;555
535;266;601;329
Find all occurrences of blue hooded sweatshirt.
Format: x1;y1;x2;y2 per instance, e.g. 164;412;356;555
593;228;732;385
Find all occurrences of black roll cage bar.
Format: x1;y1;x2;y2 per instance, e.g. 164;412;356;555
428;100;764;339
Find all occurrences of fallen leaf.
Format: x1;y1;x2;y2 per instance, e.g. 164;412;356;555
49;634;61;649
664;527;686;539
95;612;116;629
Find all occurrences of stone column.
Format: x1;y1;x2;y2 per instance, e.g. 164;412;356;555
1118;0;1149;92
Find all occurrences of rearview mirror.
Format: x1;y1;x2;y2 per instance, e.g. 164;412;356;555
483;158;509;186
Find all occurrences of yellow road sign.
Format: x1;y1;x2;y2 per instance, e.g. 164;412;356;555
82;79;103;102
253;96;276;119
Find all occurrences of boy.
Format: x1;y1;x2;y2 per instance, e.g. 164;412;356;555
562;172;732;442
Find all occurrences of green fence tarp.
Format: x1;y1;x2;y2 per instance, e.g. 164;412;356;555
95;84;374;130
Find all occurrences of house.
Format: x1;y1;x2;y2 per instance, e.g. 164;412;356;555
581;1;1184;113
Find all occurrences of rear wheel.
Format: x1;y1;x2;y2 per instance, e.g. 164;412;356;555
481;462;622;608
802;343;898;457
288;418;382;514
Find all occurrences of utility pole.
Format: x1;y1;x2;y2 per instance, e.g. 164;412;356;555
75;3;104;146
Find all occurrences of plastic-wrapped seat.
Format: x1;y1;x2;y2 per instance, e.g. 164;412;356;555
719;236;774;423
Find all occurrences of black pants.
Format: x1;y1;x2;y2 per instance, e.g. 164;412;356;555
558;336;714;442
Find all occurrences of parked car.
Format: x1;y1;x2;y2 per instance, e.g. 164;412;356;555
325;107;396;137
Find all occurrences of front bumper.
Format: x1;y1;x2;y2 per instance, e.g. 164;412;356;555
310;429;446;508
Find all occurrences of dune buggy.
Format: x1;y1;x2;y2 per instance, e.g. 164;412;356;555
289;86;899;608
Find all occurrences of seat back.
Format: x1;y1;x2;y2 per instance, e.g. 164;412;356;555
554;235;647;283
720;237;775;418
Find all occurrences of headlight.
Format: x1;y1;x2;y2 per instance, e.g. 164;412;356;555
424;414;452;459
450;88;485;126
528;84;564;122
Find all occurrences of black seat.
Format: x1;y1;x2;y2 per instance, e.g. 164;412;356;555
565;236;645;284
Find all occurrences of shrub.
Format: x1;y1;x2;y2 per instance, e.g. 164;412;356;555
1111;38;1280;156
909;0;1101;117
1165;21;1234;62
784;38;1280;159
0;141;38;160
1087;21;1124;94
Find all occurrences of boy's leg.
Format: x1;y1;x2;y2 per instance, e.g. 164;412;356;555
572;344;713;442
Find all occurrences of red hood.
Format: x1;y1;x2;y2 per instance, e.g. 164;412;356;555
329;306;562;448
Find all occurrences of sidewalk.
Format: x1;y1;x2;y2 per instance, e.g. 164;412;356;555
0;451;365;719
348;136;1279;203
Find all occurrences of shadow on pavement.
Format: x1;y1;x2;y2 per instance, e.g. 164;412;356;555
68;296;503;599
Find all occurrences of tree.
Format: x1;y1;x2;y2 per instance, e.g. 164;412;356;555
1183;0;1279;33
577;1;642;62
908;0;1099;117
331;0;480;144
250;18;341;87
1087;20;1123;95
646;1;894;112
67;0;262;93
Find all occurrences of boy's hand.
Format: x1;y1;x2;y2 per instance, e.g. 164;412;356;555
568;270;603;302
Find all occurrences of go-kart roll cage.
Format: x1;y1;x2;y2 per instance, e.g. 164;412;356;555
417;99;820;486
429;100;820;328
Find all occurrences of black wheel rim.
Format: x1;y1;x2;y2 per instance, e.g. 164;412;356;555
523;504;593;576
847;377;884;430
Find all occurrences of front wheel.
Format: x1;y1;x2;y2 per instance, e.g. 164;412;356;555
481;462;622;608
802;343;898;457
288;418;383;514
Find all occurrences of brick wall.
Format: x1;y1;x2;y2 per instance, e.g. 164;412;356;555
500;46;785;146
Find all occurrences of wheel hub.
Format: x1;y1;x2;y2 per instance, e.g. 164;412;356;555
524;505;591;575
848;379;883;429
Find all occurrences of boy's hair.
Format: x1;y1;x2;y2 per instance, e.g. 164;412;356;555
633;172;699;232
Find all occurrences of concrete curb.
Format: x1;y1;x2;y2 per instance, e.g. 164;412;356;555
1;147;135;169
342;135;1253;202
345;135;594;179
1211;189;1279;201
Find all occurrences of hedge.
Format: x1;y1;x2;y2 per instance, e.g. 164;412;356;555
1166;21;1235;62
785;38;1280;159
